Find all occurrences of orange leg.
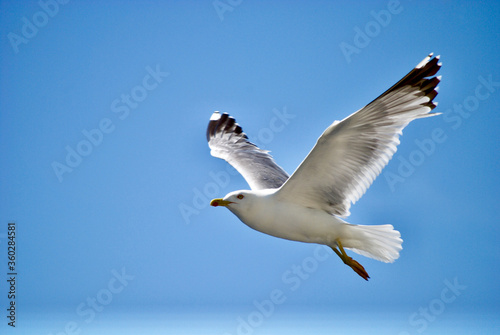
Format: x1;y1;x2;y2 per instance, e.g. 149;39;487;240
331;239;370;281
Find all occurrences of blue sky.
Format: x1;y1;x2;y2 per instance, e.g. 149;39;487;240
1;0;499;334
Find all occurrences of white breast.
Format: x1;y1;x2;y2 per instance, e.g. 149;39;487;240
231;193;347;245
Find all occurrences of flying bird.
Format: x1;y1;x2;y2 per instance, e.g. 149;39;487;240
207;54;441;280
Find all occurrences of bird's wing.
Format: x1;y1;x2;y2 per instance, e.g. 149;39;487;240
275;53;442;217
207;112;289;190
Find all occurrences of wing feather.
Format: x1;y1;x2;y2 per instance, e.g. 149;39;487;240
207;112;289;190
275;54;442;217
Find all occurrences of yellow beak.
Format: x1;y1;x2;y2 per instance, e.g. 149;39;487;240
210;198;233;207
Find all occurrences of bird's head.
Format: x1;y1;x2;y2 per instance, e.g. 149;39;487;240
210;190;254;212
210;189;275;221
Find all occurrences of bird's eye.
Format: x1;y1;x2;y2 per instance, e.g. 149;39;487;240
237;194;244;199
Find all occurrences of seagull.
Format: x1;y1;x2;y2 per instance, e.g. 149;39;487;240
207;54;441;280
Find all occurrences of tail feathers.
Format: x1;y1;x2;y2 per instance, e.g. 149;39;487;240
344;224;403;263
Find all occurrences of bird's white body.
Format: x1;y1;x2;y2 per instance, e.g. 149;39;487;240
228;189;345;244
221;189;402;263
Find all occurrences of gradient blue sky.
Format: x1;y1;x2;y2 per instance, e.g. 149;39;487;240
1;1;499;334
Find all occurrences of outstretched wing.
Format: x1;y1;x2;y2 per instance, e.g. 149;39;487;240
207;112;289;190
276;53;442;217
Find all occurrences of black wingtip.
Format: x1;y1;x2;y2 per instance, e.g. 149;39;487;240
206;111;249;143
369;54;442;111
206;111;222;142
